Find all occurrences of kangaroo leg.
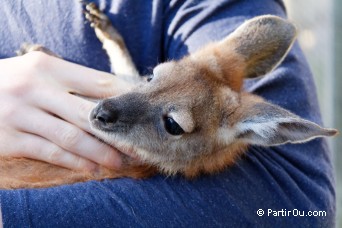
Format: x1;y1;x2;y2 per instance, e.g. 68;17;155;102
84;3;141;83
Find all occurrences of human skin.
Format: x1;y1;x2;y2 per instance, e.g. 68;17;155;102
0;51;135;171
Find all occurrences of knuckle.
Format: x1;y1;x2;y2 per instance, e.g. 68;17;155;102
78;102;94;122
74;156;84;170
75;157;96;171
60;127;82;148
4;52;53;97
96;77;113;89
47;145;64;163
0;102;17;121
96;77;116;96
0;102;27;127
4;74;33;98
6;83;30;97
24;51;52;71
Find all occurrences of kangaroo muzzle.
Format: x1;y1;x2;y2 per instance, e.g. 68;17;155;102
90;93;153;132
91;101;119;125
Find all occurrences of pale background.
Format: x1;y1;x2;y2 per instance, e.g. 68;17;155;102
283;0;341;226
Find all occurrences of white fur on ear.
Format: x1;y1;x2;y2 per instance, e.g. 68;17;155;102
217;127;238;145
234;102;338;146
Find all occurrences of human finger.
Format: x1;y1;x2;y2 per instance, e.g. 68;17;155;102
34;53;133;98
13;131;98;171
31;88;96;133
14;107;123;169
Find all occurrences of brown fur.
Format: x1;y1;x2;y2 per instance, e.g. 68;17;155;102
191;43;246;91
0;156;156;189
184;143;248;178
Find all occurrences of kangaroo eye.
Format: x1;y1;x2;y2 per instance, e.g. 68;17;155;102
164;117;184;136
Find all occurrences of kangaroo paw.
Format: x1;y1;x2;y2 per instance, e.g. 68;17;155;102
83;2;139;77
84;2;122;43
85;3;109;28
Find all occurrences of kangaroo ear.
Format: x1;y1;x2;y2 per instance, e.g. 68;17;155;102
224;15;297;79
233;98;338;146
191;15;297;90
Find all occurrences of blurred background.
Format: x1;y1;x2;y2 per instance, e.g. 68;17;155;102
283;0;341;226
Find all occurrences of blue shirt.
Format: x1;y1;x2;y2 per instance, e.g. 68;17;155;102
0;0;335;227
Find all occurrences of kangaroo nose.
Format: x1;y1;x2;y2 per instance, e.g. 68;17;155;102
93;106;118;124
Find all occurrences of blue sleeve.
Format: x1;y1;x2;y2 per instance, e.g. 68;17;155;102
0;0;335;227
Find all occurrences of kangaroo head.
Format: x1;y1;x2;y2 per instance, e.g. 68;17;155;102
90;16;337;176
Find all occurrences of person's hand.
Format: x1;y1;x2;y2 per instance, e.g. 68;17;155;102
0;51;134;171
